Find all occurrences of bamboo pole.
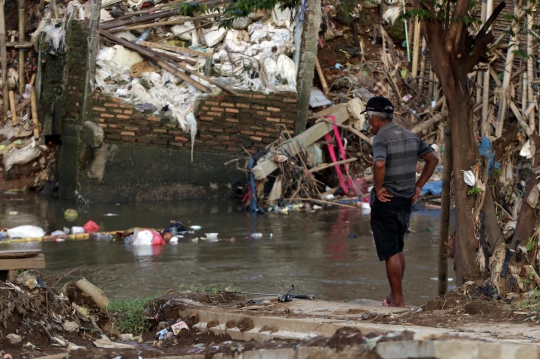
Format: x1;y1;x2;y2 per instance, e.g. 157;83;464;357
418;37;427;92
100;30;212;93
476;0;485;106
108;13;220;33
0;0;7;118
481;0;494;135
100;10;180;30
147;47;197;65
495;7;519;138
411;18;421;78
474;68;525;112
9;91;17;125
314;57;328;93
30;88;39;139
309;158;357;173
6;41;33;48
522;71;527;115
17;0;24;95
438;115;452;295
527;12;535;133
401;0;410;62
146;48;238;95
428;68;435;99
138;39;208;57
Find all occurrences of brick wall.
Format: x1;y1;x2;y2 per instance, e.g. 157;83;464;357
92;90;297;154
64;21;89;121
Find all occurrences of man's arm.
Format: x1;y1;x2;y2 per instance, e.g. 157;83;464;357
412;152;439;203
374;160;393;202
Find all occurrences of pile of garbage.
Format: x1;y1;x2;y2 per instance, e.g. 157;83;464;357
237;96;442;213
0;274;118;351
0;218;272;246
93;0;298;142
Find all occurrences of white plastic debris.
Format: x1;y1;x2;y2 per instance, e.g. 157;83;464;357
71;226;85;234
3;141;42;172
272;5;291;27
111;45;143;68
520;139;533;159
276;54;296;89
204;28;227;47
462;170;475;186
132;230;154;246
7;226;46;239
171;21;195;41
382;6;401;25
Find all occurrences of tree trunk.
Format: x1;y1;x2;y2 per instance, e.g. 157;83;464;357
438;114;451;295
446;86;481;284
294;0;321;135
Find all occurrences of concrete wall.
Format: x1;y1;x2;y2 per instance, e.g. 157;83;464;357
78;91;296;202
53;21;299;202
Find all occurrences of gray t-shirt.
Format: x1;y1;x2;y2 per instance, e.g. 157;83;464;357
371;121;433;201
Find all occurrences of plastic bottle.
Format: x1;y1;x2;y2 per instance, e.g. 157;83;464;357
135;30;151;44
94;233;113;241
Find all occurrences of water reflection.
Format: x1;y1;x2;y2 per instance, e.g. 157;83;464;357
0;193;452;305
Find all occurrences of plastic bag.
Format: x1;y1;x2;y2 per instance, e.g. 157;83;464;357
3;142;42;172
133;230;164;245
152;231;165;246
133;230;153;245
7;225;46;239
83;220;100;233
72;226;85;234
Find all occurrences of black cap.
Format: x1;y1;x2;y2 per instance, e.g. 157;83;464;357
360;96;394;114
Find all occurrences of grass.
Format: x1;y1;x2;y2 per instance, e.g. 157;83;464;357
107;295;158;334
107;284;236;333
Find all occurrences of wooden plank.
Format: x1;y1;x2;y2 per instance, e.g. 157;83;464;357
0;254;45;270
0;0;8;119
9;90;17;125
6;41;33;48
138;40;208;58
31;88;39;139
251;104;349;180
0;249;41;259
99;30;212;93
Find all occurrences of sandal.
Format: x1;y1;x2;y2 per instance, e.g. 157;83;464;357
382;296;392;307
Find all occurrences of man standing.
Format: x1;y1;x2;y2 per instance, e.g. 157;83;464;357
362;96;439;308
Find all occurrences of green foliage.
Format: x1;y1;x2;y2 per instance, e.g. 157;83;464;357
403;8;432;20
174;1;208;15
107;295;159;334
526;237;537;252
512;49;530;60
219;0;299;29
468;186;482;195
492;167;502;177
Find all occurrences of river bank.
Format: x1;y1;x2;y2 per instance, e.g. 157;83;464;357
0;274;539;359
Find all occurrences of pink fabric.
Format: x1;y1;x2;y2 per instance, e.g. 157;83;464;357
324;115;357;196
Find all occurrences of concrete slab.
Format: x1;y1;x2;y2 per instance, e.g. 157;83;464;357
183;299;540;346
376;340;540;359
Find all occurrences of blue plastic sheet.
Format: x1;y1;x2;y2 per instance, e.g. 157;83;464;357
420;180;443;196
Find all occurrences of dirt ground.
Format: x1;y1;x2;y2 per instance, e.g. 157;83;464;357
0;278;384;358
2;273;540;359
370;281;540;329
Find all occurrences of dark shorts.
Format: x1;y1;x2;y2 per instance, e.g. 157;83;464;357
370;197;412;261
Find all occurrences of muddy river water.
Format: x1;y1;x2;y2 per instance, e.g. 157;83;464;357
0;193;454;305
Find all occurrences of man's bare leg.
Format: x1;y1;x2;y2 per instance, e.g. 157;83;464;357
386;252;405;304
385;253;406;307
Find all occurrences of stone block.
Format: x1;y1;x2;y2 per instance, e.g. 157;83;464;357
83;121;104;148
